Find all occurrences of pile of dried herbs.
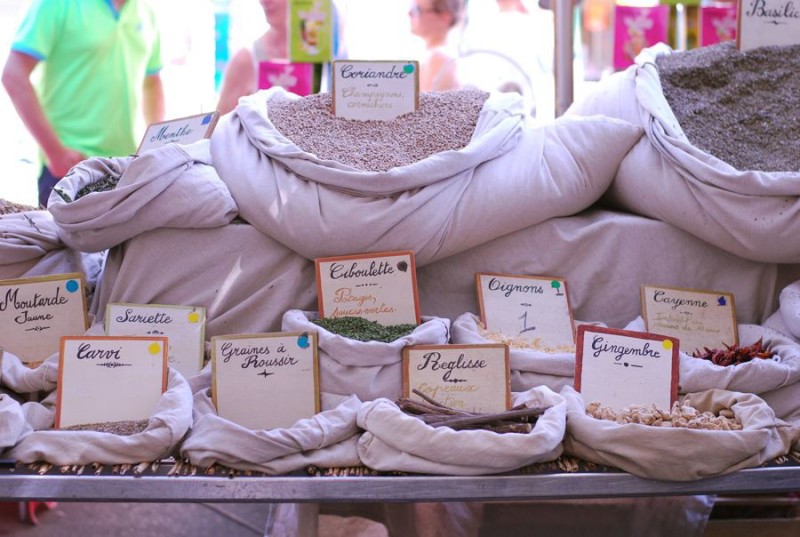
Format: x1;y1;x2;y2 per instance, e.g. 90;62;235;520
312;316;417;342
75;174;120;200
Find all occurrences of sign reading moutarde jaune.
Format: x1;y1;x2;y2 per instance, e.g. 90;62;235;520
332;60;419;121
211;332;320;430
0;273;89;364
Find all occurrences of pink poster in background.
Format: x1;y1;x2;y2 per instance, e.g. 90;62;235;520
258;61;314;96
613;5;670;71
699;5;737;47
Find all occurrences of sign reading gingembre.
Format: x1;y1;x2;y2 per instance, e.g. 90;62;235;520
0;273;89;364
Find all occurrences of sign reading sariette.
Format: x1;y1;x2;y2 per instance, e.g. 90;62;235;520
105;303;206;379
403;344;511;413
0;273;88;364
56;336;168;428
315;251;421;325
575;325;679;411
136;112;219;155
641;285;738;355
737;0;800;50
212;332;319;430
332;60;419;121
476;273;575;349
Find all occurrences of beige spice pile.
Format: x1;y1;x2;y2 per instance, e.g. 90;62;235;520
657;42;800;172
267;89;489;172
0;198;39;214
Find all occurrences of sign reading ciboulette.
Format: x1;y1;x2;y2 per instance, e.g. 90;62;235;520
56;335;168;428
0;273;88;364
575;325;679;411
737;0;800;50
641;285;737;355
137;111;219;155
315;250;421;325
212;332;319;430
476;273;575;350
332;60;419;121
403;344;511;413
105;303;206;379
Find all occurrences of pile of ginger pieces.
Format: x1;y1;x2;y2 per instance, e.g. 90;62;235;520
587;401;743;431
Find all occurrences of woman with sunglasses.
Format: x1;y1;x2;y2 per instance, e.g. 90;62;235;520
409;0;465;91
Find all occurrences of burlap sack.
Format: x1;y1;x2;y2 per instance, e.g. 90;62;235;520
181;389;362;474
451;312;579;392
625;317;800;396
0;350;59;395
765;279;800;341
47;140;238;252
0;210;104;286
211;88;642;265
281;310;450;406
562;386;797;481
357;386;565;475
0;393;25;453
567;44;800;263
8;368;192;466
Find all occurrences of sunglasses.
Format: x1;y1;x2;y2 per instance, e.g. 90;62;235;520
409;5;440;17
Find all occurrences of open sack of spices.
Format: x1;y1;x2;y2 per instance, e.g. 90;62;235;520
180;390;362;475
0;207;104;284
561;386;798;481
210;87;642;266
282;310;450;407
7;365;193;467
625;317;800;398
356;386;566;475
567;42;800;263
451;312;604;392
46;139;238;253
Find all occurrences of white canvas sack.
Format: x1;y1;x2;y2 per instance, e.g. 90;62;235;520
357;386;566;475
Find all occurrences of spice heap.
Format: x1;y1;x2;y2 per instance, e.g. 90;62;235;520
397;389;545;434
692;338;776;366
480;326;575;353
60;419;149;436
267;89;489;172
657;42;800;172
0;198;38;214
75;174;120;200
587;401;742;430
312;316;417;343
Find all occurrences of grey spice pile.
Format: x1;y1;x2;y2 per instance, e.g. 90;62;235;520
657;42;800;172
267;89;489;172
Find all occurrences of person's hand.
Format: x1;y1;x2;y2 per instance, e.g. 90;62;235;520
46;147;86;178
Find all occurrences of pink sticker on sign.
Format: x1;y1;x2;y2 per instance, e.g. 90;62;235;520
613;5;670;71
258;61;314;96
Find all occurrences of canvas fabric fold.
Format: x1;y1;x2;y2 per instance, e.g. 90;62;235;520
357;386;566;475
568;43;800;263
281;310;451;406
210;88;642;265
47;140;238;253
562;386;798;481
181;390;362;474
9;368;193;466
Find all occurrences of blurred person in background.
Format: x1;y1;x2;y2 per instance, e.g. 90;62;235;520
409;0;465;91
1;0;164;208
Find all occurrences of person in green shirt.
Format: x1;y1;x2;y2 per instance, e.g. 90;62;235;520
2;0;165;207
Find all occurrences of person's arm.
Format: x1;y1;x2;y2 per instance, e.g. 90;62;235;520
1;50;84;177
216;48;258;116
142;72;165;125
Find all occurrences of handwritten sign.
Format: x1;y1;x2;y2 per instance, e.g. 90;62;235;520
737;0;800;50
332;60;419;121
641;285;737;355
476;273;575;349
315;251;420;325
403;344;511;413
289;0;333;63
56;336;168;428
0;273;88;364
575;325;679;411
259;61;315;96
137;112;219;155
105;303;206;379
212;332;319;430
